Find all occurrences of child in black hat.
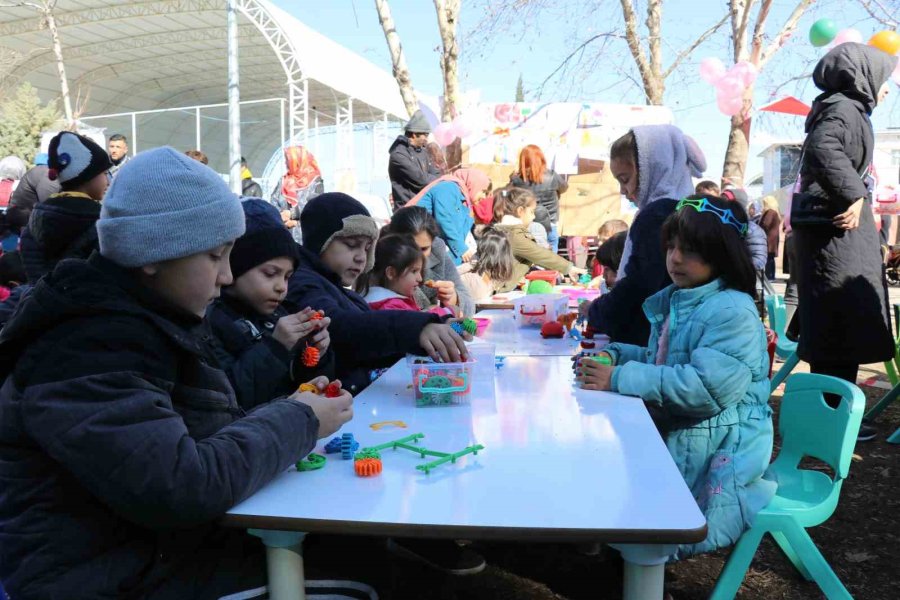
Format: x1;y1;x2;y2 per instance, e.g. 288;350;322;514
284;192;470;396
208;199;336;409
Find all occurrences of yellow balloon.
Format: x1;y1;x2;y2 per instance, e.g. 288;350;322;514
869;30;900;56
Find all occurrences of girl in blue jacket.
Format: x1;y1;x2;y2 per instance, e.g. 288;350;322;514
577;194;776;559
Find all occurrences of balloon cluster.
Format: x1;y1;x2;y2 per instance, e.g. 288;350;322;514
432;114;475;147
809;19;900;84
699;58;757;116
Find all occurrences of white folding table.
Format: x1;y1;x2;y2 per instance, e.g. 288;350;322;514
474;309;583;356
224;356;706;600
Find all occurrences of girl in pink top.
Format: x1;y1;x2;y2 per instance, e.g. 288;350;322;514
360;234;453;316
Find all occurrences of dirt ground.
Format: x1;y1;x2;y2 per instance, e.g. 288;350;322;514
304;358;900;599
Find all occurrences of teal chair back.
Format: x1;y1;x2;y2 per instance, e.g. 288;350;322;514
765;295;786;337
771;374;864;484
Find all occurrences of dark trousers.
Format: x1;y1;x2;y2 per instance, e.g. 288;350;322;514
809;362;859;409
765;253;776;281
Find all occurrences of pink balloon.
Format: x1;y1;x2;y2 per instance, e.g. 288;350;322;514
700;57;726;84
717;92;743;116
732;61;758;86
451;114;473;139
832;28;863;46
716;74;745;98
433;122;456;147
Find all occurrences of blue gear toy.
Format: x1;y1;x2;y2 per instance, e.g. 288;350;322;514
325;435;359;455
341;433;358;460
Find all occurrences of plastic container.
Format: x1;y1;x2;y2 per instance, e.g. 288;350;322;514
466;341;497;381
525;270;559;284
512;293;569;327
472;317;491;336
406;355;476;407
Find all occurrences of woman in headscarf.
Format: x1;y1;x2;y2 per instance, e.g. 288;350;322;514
405;168;492;265
792;42;896;441
584;124;706;345
0;156;26;208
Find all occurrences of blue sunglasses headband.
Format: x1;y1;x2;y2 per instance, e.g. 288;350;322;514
675;197;748;237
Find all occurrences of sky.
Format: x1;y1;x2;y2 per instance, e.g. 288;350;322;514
271;0;900;181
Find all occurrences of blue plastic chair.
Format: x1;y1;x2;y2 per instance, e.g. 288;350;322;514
765;295;797;360
710;373;865;600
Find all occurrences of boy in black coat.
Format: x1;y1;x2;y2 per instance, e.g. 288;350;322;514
208;199;336;409
0;148;353;599
284;192;469;395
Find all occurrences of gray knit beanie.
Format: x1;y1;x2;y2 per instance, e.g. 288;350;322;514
405;110;431;134
98;146;245;267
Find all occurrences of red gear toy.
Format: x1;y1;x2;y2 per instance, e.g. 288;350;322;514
302;344;320;367
324;382;341;398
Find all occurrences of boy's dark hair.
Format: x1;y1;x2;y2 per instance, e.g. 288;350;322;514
597;230;627;271
108;133;127;143
609;130;638;166
492;186;536;222
0;251;25;287
384;206;442;242
185;149;209;165
695;180;720;195
661;194;756;296
357;234;424;297
241;156;248;166
475;227;514;282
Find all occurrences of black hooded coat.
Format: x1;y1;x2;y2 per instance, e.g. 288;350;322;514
793;42;897;365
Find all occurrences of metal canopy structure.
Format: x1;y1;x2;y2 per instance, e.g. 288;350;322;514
0;0;408;174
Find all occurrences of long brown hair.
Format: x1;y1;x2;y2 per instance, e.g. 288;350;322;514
517;144;547;184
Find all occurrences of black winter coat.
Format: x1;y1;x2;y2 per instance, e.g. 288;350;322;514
207;295;335;410
388;135;438;209
0;254;318;599
587;199;676;345
284;245;440;393
793;43;897;365
509;170;568;223
8;165;59;212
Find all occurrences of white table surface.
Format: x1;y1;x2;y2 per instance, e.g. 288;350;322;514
475;309;582;357
225;356;706;544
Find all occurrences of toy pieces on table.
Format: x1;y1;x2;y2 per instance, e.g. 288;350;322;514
418;374;454;407
557;313;578;331
494;355;506;370
540;321;566;339
525;280;554;295
370;420;408;431
341;433;358;459
450;318;478;337
297;382;320;394
324;434;359;455
301;344;320;368
296;452;326;471
354;457;383;476
324;382;342;398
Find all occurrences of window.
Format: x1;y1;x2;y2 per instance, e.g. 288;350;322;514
891;149;900;167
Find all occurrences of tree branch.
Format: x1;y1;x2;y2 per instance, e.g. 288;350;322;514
858;0;898;28
749;0;773;63
662;13;730;79
758;0;814;68
536;31;623;96
734;0;759;60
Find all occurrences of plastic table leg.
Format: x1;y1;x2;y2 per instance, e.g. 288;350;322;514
612;543;676;600
249;529;306;600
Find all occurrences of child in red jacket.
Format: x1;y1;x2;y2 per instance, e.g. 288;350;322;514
360;234;453;316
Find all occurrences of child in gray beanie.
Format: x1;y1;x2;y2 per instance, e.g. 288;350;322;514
0;146;354;599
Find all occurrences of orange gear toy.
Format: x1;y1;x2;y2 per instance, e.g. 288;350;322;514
302;344;320;367
297;382;319;394
309;310;324;321
354;457;383;477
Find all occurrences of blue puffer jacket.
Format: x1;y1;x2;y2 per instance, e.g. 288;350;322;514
606;279;776;559
415;181;475;265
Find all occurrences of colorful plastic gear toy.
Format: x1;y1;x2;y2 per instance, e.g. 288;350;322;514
324;382;341;398
302;344;320;368
297;382;319;394
295;452;326;471
354;457;383;477
419;374;453;407
341;433;357;459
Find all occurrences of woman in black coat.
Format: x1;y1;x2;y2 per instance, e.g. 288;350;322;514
793;43;897;406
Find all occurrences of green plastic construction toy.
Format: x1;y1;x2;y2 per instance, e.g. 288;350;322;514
590;354;613;366
526;280;554;295
296;453;326;471
360;433;484;475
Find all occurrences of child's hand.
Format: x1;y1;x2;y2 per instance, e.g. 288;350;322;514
290;381;353;439
567;265;587;280
431;280;458;307
461;249;475;263
577;354;614;391
419;323;468;363
273;307;326;351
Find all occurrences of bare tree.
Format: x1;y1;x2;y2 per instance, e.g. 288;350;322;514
721;0;814;186
1;0;75;128
857;0;899;28
434;0;461;121
374;0;418;117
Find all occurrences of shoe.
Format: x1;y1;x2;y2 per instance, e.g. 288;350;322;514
857;421;878;442
387;538;486;576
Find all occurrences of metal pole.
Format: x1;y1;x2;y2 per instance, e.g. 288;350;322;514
227;0;242;194
131;113;137;154
195;106;202;151
280;97;286;148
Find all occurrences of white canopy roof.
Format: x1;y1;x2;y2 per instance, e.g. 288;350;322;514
0;0;408;172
